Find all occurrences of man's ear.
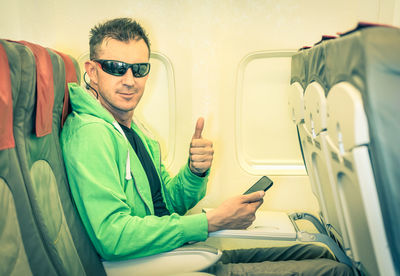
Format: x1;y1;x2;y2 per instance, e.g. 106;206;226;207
85;60;98;85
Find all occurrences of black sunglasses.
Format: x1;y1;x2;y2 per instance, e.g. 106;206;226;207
93;59;151;78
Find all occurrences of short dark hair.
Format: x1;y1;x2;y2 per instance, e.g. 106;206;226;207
89;17;151;59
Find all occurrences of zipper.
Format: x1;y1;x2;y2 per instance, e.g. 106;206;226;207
131;173;151;214
112;121;151;213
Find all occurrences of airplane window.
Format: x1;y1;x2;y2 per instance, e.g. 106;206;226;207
135;52;176;167
236;51;306;175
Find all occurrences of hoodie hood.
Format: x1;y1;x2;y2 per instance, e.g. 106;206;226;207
68;83;133;180
68;83;115;125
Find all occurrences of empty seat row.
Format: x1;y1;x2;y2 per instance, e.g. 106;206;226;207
288;23;400;276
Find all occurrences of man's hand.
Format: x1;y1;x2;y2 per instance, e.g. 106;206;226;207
206;191;265;232
189;117;214;176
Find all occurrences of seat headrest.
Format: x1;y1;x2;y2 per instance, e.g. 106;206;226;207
0;43;15;150
18;41;54;137
52;50;78;127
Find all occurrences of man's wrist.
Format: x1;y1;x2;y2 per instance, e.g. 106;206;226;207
206;212;216;232
188;160;209;177
191;169;207;177
205;210;220;232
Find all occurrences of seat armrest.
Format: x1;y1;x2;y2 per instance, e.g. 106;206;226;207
205;210;297;240
103;244;221;276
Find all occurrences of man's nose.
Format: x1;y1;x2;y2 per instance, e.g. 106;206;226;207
121;67;136;86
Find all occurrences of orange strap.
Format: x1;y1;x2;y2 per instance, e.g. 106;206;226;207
18;41;54;137
0;43;15;150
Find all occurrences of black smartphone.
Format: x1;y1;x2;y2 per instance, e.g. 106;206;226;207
243;176;273;195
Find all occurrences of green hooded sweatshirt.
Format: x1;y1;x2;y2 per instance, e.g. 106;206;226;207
61;83;209;261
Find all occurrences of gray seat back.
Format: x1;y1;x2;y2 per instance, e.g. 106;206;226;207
0;41;33;276
0;39;107;276
0;39;59;276
290;24;400;275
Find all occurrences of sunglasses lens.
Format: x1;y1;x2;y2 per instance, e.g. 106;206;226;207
132;63;150;77
102;61;128;76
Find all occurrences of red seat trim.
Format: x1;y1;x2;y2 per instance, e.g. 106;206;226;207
19;41;54;137
0;43;15;150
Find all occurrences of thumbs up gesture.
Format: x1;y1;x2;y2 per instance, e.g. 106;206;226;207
189;118;214;176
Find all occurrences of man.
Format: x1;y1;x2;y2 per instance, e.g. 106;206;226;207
61;18;353;275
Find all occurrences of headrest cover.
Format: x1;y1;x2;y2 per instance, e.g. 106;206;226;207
53;50;78;128
314;35;337;46
338;22;396;36
0;43;15;150
19;41;54;137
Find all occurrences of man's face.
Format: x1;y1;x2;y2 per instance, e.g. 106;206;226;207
92;38;149;120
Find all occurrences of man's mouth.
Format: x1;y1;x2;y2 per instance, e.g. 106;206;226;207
118;91;137;96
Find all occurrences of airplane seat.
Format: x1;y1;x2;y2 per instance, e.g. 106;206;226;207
325;81;381;275
303;81;348;248
323;24;400;275
0;41;33;276
298;41;352;251
287;84;331;229
288;50;308;126
0;39;60;275
0;39;107;275
288;50;322;210
287;24;399;275
0;180;33;276
8;39;104;275
289;48;332;231
287;81;304;124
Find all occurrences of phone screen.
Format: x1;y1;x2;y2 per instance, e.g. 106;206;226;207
243;176;273;195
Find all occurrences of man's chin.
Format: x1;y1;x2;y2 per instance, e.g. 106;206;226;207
115;106;136;113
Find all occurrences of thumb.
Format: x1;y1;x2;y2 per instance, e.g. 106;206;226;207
241;191;265;203
192;117;204;139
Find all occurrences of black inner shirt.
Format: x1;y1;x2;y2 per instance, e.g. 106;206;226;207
119;123;170;217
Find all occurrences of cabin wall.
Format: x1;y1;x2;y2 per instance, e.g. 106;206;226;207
1;0;399;215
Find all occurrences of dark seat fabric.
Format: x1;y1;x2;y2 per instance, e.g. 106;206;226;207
324;25;400;274
0;39;106;276
52;49;77;127
0;42;33;276
0;39;59;276
0;180;33;276
290;24;400;275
